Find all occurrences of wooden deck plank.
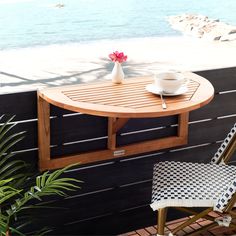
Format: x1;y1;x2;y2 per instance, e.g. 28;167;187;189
120;215;236;236
136;229;150;236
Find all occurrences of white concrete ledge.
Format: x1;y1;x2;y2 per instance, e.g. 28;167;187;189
0;36;236;94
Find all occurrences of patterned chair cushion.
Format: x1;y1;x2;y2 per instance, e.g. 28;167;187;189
215;179;236;212
211;123;236;164
150;161;236;212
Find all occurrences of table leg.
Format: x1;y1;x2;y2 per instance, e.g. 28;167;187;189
37;94;50;170
178;112;189;141
108;117;117;150
107;117;130;150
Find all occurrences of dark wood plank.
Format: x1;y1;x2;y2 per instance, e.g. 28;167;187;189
50;115;178;157
0;91;37;120
190;92;236;121
195;67;236;93
118;116;178;133
51;138;107;157
11;150;38;170
44;202;187;235
59;143;220;195
9;95;234;156
50;114;178;145
50;104;76;116
46;206;156;235
188;117;236;146
5;120;38;150
117;126;177;146
28;181;153;231
50;114;107;145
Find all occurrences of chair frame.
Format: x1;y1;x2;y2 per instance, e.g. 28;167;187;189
156;128;236;236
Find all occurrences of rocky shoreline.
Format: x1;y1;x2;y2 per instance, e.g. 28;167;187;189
168;14;236;41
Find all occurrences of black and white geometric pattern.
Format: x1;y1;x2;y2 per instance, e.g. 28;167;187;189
215;179;236;212
211;123;236;164
150;161;236;212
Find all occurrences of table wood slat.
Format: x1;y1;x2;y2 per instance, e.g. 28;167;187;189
39;72;213;118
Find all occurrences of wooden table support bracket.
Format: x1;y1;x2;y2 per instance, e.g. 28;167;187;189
38;101;189;171
37;94;51;165
108;117;129;150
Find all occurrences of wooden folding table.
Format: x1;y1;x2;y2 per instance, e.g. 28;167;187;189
37;72;214;171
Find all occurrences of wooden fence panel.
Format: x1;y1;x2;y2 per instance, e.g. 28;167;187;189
0;67;235;235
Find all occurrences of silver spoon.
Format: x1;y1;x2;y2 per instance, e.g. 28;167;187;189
160;92;167;109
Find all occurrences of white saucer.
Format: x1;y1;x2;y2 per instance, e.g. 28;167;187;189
146;84;188;96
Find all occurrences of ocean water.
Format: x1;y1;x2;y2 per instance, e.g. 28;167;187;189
0;0;236;49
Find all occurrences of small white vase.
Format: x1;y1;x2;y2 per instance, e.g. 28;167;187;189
111;62;124;84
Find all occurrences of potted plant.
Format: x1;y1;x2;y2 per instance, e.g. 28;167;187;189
109;51;127;84
0;115;82;235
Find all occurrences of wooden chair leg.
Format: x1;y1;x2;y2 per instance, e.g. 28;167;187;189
157;208;168;235
172;207;212;235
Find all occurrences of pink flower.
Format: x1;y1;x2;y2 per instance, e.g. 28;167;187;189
109;51;127;63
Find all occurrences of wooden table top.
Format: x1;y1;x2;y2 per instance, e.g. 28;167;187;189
38;72;214;118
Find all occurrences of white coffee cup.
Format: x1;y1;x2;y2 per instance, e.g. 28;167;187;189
155;71;188;94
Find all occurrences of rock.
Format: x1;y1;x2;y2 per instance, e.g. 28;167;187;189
54;3;65;8
167;14;236;41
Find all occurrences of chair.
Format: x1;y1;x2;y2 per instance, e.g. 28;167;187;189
150;123;236;236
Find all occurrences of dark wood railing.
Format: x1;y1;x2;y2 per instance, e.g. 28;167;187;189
0;67;235;235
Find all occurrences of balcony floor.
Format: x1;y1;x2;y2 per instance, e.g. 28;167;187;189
119;212;236;236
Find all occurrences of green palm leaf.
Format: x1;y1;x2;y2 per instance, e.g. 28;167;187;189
0;152;15;168
0;179;21;204
0;115;82;235
0;122;17;145
0;115;16;137
0;160;26;176
0;133;25;158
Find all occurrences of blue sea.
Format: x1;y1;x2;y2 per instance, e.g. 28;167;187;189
0;0;236;49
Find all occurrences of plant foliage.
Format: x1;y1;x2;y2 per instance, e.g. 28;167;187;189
0;115;82;235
